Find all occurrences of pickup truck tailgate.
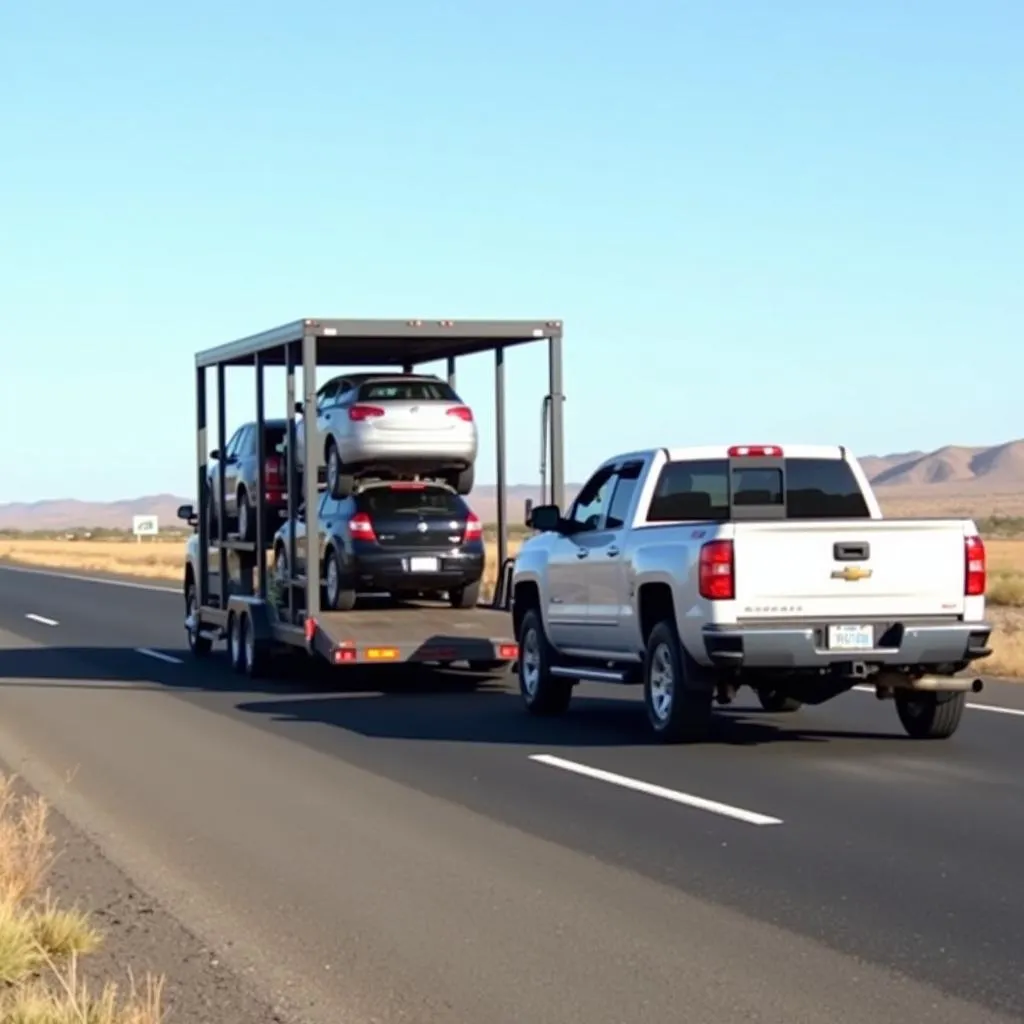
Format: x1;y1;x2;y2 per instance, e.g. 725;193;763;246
733;520;967;620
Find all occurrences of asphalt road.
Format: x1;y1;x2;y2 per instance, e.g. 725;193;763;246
0;562;1023;1023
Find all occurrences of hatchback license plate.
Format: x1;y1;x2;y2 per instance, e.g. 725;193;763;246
409;556;439;572
828;624;873;650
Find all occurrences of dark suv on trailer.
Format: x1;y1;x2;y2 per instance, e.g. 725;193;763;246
272;481;486;611
207;419;289;541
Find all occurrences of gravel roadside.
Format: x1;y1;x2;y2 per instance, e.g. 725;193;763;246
28;780;286;1024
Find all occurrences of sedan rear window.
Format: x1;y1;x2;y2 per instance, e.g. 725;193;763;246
357;380;459;402
356;485;467;517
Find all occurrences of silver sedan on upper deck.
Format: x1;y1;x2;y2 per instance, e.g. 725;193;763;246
294;373;479;496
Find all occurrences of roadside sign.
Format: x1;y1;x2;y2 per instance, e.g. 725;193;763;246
132;515;159;539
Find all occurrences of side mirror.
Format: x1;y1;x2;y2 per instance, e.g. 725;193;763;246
528;504;562;533
523;498;534;526
176;504;199;528
209;449;221;461
294;401;304;415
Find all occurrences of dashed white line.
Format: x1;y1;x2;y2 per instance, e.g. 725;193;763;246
529;754;783;826
851;683;1024;718
25;613;58;626
135;648;183;665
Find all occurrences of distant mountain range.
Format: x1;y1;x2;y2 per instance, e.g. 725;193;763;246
3;440;1023;531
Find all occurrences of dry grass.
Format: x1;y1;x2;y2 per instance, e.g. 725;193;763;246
0;773;164;1023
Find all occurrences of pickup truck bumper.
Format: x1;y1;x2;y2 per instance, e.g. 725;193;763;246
702;620;992;670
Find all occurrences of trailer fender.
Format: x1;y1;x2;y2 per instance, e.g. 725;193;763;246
226;596;275;644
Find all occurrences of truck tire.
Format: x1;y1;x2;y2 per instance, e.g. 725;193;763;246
757;688;802;713
237;487;253;541
895;690;966;739
643;619;713;743
185;583;212;657
517;607;572;715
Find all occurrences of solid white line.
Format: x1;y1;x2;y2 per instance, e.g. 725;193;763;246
0;563;178;594
529;754;783;826
851;683;1024;718
135;647;183;665
25;613;58;627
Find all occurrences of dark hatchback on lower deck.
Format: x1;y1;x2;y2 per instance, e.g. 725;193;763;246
272;481;486;611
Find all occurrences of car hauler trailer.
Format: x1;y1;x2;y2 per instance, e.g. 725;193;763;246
179;317;566;676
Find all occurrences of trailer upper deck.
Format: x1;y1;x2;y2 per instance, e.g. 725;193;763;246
195;318;564;368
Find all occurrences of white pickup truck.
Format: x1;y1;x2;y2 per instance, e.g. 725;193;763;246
510;444;993;742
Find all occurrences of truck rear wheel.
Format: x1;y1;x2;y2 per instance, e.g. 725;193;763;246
643;620;712;743
185;584;212;657
517;608;572;715
895;690;966;739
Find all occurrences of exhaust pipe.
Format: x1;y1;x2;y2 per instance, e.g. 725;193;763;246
874;672;984;695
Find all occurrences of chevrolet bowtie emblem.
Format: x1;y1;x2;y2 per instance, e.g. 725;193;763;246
831;566;872;581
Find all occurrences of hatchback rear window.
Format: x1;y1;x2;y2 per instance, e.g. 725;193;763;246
646;458;871;521
356;485;467;517
357;380;459;402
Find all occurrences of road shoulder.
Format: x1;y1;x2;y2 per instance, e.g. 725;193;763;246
13;768;284;1024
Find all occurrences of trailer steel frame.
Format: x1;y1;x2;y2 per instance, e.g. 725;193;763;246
192;317;565;664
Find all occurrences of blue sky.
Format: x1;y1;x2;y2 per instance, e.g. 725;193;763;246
2;0;1021;502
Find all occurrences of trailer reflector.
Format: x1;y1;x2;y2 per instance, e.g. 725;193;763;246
365;646;400;661
498;644;518;660
304;617;317;642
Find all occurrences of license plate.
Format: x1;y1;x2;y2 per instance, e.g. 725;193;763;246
409;556;439;572
827;624;874;650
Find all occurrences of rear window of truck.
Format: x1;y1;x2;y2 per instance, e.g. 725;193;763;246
645;458;871;522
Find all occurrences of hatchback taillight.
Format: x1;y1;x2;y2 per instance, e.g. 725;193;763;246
447;406;473;422
349;405;385;422
464;512;482;541
349;513;376;541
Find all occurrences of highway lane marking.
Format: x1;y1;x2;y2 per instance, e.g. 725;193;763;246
851;683;1024;718
529;754;783;826
24;613;58;627
0;564;178;594
135;648;184;665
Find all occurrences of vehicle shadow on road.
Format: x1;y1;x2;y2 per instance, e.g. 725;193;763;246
0;645;907;748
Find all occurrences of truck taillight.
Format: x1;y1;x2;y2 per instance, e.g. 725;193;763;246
349;405;385;422
699;540;734;600
464;512;482;541
447;406;473;422
727;445;783;457
264;455;283;488
965;535;986;596
349;513;376;541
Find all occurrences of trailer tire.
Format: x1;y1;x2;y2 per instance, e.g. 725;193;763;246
227;612;245;673
895;690;966;740
517;608;572;715
757;688;803;713
185;583;212;657
240;612;268;678
449;579;480;609
643;619;713;743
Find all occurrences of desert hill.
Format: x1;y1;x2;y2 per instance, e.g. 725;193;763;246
2;440;1022;531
